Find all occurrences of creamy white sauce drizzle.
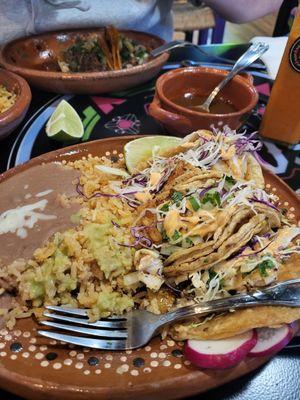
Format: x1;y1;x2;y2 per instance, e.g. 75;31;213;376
35;189;53;198
0;199;57;239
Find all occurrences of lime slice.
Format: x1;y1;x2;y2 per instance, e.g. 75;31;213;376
46;100;84;142
124;136;181;173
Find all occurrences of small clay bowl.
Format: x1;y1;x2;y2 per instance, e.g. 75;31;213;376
0;69;31;140
149;67;258;136
0;28;169;94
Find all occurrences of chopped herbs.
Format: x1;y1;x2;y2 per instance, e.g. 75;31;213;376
188;196;201;211
160;203;170;212
185;237;194;246
201;190;221;207
161;229;168;241
224;175;236;190
257;259;275;277
225;175;236;185
171;230;182;242
171;191;184;205
208;269;217;281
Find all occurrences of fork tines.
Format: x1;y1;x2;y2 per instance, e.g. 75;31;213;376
38;305;128;350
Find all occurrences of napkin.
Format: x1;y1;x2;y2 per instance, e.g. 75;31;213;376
250;36;288;80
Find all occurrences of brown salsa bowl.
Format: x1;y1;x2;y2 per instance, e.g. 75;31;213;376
0;28;169;95
149;67;259;136
0;69;31;140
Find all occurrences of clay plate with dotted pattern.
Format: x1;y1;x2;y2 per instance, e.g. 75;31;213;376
0;136;299;400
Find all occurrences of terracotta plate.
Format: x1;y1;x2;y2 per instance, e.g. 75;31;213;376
0;136;299;400
0;29;169;95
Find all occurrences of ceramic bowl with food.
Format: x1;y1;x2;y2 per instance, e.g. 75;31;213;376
0;28;169;94
149;67;259;136
0;69;31;140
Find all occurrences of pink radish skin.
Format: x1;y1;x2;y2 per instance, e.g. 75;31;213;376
248;324;294;357
185;330;257;369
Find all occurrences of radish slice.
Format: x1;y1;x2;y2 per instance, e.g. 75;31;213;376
248;324;293;357
185;330;257;369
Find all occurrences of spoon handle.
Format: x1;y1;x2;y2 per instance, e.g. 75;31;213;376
201;42;269;112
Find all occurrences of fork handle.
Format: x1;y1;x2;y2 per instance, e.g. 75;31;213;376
155;296;300;329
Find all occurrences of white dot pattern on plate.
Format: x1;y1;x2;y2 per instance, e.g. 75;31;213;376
35;353;44;360
130;370;139;376
1;158;298;388
174;364;182;369
41;361;49;367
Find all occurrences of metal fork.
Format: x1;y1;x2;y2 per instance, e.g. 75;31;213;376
150;40;265;69
38;278;300;350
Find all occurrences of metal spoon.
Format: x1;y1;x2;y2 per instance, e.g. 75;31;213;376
196;42;269;113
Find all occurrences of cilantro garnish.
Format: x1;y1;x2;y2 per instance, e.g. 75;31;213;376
188;196;201;211
171;230;181;242
208;268;216;280
171;191;184;205
225;175;235;185
160;203;170;212
161;229;168;241
201;190;221;207
257;259;275;277
185;237;194;246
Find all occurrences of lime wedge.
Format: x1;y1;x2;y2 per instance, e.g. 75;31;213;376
46;100;84;142
124;136;181;173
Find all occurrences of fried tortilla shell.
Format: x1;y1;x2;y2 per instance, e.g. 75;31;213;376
170;306;300;340
170;254;300;340
164;213;268;277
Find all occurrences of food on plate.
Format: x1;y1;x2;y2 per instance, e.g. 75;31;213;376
0;84;16;113
0;128;299;363
58;26;150;73
184;330;257;369
45;100;84;142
